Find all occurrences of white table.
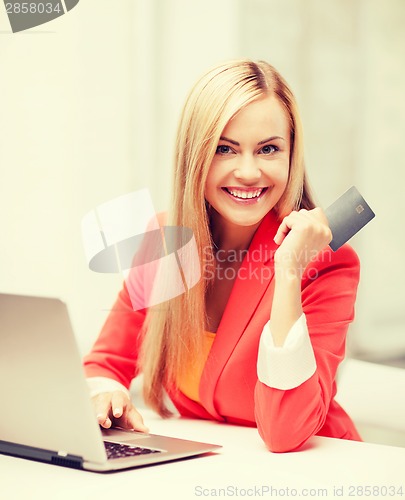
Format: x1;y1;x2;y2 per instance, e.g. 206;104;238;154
1;409;404;500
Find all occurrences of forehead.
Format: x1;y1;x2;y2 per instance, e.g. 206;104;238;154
222;94;290;139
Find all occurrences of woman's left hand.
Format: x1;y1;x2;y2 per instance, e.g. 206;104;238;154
273;207;332;278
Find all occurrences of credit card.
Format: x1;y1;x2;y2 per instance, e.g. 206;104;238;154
325;186;375;251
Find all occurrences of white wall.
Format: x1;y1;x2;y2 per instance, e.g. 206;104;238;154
353;0;405;358
237;0;405;361
0;0;238;355
0;1;134;355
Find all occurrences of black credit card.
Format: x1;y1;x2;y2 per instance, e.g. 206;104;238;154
325;186;375;251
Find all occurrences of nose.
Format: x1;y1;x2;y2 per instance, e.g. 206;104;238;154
233;156;262;184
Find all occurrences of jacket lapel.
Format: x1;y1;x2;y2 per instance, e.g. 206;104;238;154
200;211;280;419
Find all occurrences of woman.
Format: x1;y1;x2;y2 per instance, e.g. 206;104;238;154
84;59;361;452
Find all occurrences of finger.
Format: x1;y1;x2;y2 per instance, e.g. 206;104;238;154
275;208;321;245
93;393;113;428
304;207;324;223
274;213;296;245
306;208;332;240
273;219;290;245
125;406;149;433
98;416;112;429
111;391;127;419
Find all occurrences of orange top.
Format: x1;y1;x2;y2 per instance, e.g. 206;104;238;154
176;331;216;403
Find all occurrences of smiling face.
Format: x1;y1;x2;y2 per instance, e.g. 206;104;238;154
204;94;291;232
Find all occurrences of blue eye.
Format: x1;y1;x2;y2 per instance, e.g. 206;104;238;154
259;145;278;155
216;145;233;155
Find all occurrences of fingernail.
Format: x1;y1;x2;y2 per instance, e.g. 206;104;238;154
113;408;121;417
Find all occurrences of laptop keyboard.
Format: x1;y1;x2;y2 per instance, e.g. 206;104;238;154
104;441;161;460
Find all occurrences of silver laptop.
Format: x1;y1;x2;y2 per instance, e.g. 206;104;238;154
0;293;221;472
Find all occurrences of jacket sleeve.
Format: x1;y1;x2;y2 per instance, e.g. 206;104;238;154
83;282;146;389
254;244;360;452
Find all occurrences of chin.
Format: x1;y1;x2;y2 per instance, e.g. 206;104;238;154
227;212;268;228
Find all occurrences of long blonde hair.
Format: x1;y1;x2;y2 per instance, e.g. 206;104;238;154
139;59;315;416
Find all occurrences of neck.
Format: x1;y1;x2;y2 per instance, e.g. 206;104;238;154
210;212;262;254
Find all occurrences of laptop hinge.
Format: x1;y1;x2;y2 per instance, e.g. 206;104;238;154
0;440;83;470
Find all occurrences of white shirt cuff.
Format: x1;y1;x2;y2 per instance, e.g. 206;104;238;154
257;313;317;390
86;377;130;398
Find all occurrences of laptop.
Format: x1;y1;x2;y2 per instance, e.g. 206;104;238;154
0;293;221;472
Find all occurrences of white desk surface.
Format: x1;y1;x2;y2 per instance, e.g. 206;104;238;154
1;409;405;500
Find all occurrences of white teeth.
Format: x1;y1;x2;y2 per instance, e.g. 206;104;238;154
227;188;263;199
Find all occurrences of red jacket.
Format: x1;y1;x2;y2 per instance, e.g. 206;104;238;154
83;211;361;452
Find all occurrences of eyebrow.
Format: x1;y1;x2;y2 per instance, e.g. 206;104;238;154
219;136;286;146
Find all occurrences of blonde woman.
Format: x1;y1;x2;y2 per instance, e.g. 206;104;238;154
84;59;361;452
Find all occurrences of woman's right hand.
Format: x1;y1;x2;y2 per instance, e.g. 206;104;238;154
91;390;149;433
